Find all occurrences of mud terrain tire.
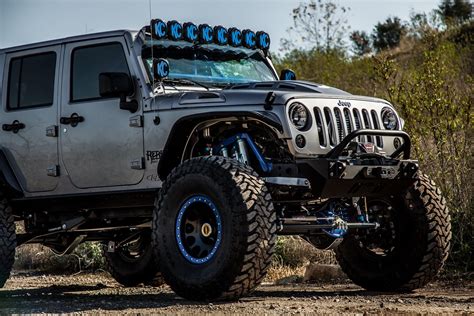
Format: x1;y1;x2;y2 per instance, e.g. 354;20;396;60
153;156;277;301
336;174;451;291
0;195;16;288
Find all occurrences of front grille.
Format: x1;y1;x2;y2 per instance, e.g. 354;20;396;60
334;109;344;143
315;106;384;148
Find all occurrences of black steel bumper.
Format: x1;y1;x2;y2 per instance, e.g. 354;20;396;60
296;129;418;198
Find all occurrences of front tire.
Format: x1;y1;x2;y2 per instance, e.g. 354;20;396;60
336;174;451;291
153;156;277;301
0;195;16;288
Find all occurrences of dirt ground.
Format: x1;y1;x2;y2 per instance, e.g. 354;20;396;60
0;272;472;315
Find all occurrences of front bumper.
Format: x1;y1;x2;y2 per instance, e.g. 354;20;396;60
297;158;418;198
295;130;418;198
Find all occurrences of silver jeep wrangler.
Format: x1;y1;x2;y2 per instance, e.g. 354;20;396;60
0;19;451;301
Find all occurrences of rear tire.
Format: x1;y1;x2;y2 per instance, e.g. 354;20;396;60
153;156;277;301
0;195;16;288
103;232;163;287
336;174;451;291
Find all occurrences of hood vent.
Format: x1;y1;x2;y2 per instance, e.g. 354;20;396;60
229;80;350;95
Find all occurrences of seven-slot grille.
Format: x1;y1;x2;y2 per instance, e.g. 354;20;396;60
314;107;383;148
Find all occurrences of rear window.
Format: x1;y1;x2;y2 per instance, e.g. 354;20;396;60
7;52;56;110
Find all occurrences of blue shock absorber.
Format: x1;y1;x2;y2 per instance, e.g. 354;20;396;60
213;133;272;172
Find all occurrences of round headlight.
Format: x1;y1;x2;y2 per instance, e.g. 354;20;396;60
381;107;398;130
289;103;309;130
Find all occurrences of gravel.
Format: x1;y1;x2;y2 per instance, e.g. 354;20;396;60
0;272;472;315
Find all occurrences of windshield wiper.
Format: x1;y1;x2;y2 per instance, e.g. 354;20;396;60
162;78;211;90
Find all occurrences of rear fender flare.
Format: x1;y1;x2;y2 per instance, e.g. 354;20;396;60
0;147;23;197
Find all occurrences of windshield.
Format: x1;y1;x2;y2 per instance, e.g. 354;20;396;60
142;38;277;87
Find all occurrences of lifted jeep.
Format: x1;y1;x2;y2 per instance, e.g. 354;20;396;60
0;19;451;301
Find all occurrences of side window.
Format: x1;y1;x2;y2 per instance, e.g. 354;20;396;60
7;52;56;110
71;42;129;102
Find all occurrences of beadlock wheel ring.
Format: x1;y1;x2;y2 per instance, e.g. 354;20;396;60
175;195;222;264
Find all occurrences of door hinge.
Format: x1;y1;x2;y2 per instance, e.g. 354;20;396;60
47;165;60;177
130;158;145;170
129;115;143;128
46;125;58;137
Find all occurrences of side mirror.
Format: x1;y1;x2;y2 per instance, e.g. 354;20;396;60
99;72;138;113
280;69;297;81
153;58;170;81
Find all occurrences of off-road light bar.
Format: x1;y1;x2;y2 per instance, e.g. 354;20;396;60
149;19;270;51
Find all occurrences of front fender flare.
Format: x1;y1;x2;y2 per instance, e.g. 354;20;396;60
157;111;283;180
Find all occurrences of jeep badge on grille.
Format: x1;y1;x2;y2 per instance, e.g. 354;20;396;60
337;100;351;107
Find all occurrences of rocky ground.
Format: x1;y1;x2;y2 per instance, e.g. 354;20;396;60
0;271;472;315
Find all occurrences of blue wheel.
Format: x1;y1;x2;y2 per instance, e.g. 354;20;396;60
175;195;222;264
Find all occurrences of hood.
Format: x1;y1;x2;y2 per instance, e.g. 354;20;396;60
151;80;387;111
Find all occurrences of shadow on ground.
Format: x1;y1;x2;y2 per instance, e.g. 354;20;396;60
0;283;404;314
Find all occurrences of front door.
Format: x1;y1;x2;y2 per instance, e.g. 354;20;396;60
60;38;144;189
0;46;61;192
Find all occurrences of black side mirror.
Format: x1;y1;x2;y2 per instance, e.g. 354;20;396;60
99;72;138;113
280;69;297;80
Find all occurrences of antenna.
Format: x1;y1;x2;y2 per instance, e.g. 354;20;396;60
149;0;154;84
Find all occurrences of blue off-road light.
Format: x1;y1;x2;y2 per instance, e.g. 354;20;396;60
151;19;167;39
199;24;214;44
148;19;271;51
242;29;256;49
183;22;198;42
214;26;228;45
153;58;170;80
256;31;270;50
167;20;183;40
228;28;242;47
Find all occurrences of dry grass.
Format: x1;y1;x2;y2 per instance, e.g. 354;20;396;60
273;236;337;267
265;264;306;283
14;243;105;273
265;236;338;283
14;244;55;271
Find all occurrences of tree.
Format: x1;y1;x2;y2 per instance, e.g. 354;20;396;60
281;0;350;53
437;0;473;25
372;17;406;52
350;31;372;56
407;12;440;39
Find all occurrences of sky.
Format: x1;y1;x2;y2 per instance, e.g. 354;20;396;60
0;0;441;51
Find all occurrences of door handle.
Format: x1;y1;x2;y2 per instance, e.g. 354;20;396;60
60;113;84;127
2;120;25;133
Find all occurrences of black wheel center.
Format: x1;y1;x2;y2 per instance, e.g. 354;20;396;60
176;195;222;264
357;200;398;256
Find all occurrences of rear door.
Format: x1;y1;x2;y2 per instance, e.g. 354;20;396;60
60;38;145;189
0;46;61;192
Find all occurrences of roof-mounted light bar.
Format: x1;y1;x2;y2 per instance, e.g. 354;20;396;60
149;19;270;51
